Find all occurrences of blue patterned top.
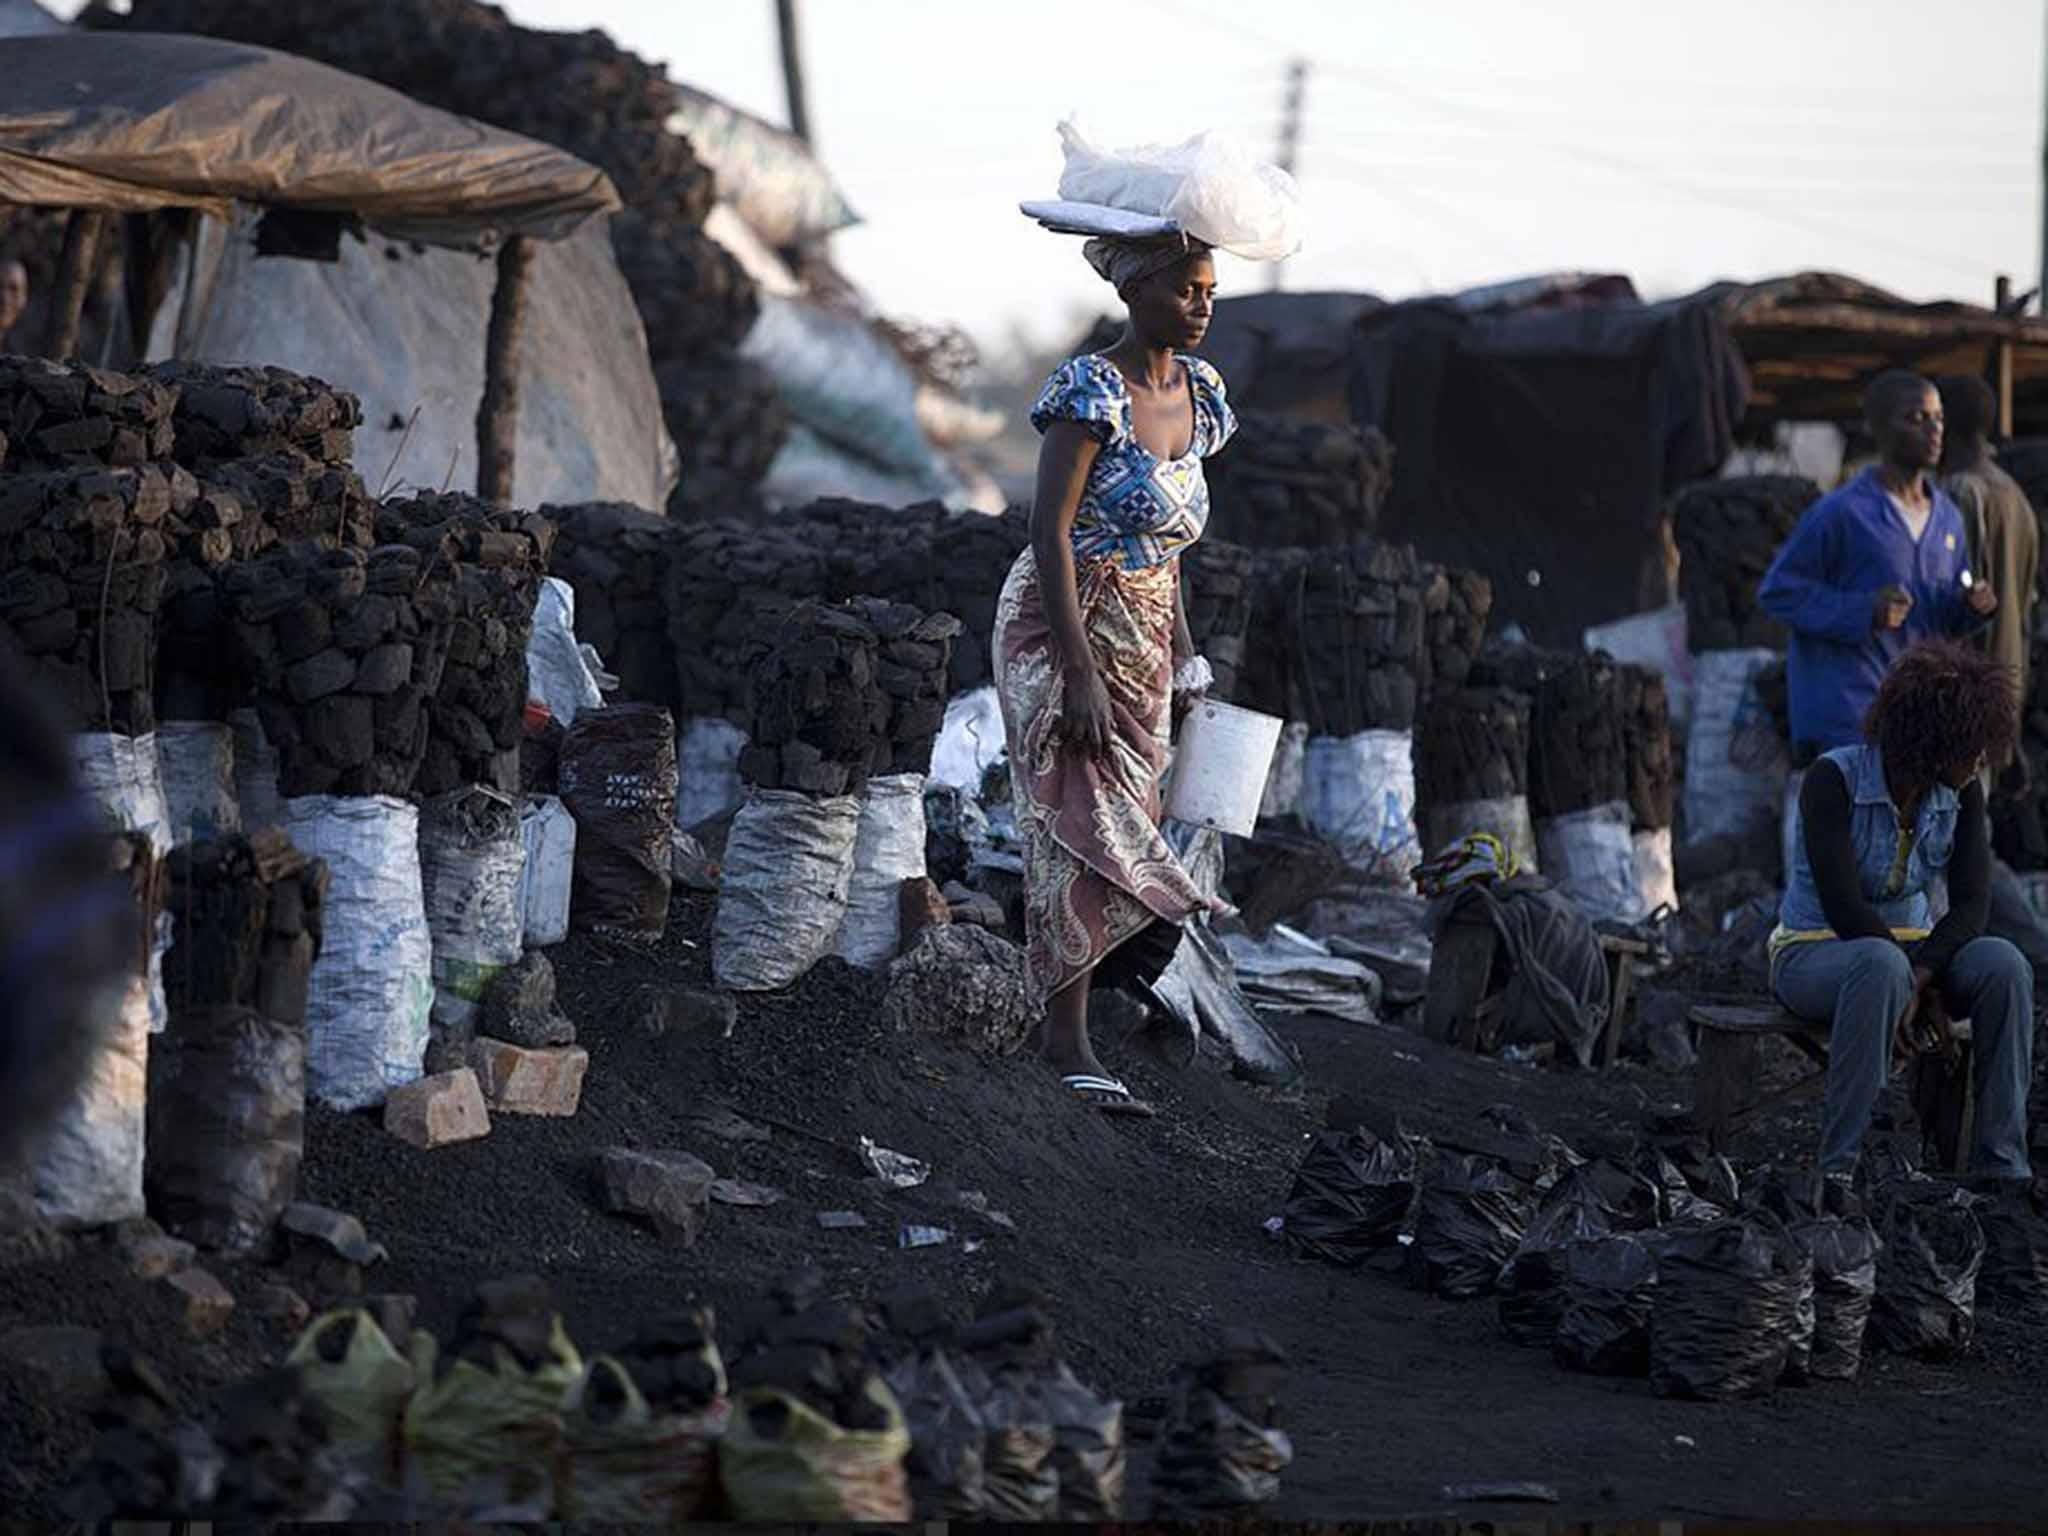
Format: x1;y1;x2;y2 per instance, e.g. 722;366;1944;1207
1030;353;1237;570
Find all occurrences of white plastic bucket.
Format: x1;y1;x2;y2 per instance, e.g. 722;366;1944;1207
1165;700;1284;838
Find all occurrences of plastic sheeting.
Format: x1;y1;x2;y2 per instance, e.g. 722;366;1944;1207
285;795;433;1111
1433;878;1610;1066
930;688;1006;793
72;732;171;1034
1536;800;1644;924
1633;826;1678;916
517;794;575;949
32;974;147;1229
1301;729;1420;886
713;790;861;992
157;720;240;847
1218;926;1380;1025
1152;921;1303;1085
742;296;943;478
837;774;929;970
0;32;618;245
1683;648;1786;847
666;86;860;249
1585;604;1694;733
148;213;670;511
675;716;749;834
1258;721;1308;821
418;787;526;1035
527;579;605;729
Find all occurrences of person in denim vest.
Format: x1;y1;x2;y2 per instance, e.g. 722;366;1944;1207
1773;641;2033;1186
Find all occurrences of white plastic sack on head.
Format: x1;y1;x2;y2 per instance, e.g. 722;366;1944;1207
518;794;576;949
837;775;929;970
33;974;146;1229
713;790;861;992
1300;730;1420;887
72;732;171;1033
528;578;605;728
230;708;286;833
1420;796;1539;877
1259;721;1308;822
1633;826;1678;917
1536;801;1645;925
1683;648;1786;847
930;687;1007;793
285;795;434;1111
676;716;750;833
1055;119;1303;260
157;721;240;846
1585;604;1694;734
418;787;527;1034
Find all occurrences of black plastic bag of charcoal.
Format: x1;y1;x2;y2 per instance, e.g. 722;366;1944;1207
1870;1182;1987;1359
1745;1169;1881;1380
144;1005;306;1256
1045;1360;1127;1520
1554;1233;1661;1376
1149;1329;1291;1520
882;1345;987;1519
1975;1190;2048;1318
1408;1153;1529;1300
1497;1160;1659;1345
955;1292;1061;1521
1280;1126;1420;1267
559;703;678;944
1637;1145;1739;1225
1649;1219;1815;1399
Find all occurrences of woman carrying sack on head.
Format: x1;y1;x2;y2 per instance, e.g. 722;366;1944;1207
1000;122;1299;1116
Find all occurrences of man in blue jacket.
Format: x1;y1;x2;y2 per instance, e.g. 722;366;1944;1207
1760;370;1998;759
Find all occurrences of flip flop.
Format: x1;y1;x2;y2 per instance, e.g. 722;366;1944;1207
1061;1073;1156;1118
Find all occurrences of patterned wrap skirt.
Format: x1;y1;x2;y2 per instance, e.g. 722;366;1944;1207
993;546;1212;1004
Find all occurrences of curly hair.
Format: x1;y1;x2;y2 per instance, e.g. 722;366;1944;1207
1864;639;2018;792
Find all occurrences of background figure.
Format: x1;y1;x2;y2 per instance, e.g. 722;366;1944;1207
0;257;27;351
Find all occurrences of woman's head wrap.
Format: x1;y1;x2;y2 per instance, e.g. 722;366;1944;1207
1082;232;1211;293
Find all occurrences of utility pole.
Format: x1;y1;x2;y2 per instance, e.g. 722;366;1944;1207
1268;57;1308;292
2039;5;2047;313
776;0;812;147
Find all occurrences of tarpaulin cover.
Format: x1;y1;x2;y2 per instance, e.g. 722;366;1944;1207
0;32;619;247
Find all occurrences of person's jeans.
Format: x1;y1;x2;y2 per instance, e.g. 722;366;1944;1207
1774;936;2034;1180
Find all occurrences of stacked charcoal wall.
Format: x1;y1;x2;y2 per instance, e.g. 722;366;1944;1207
375;494;555;796
666;518;825;726
1622;664;1676;832
1282;540;1430;736
164;831;328;1035
1421;562;1493;700
738;602;891;796
1416;688;1531;810
656;359;787;520
1183;538;1254;702
1671;475;1819;652
545;502;685;719
1470;646;1627;821
842;598;962;776
104;0;778;512
1204;412;1394;549
224;544;455;799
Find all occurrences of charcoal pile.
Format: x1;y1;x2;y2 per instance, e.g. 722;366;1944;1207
666;518;826;725
162;829;329;1024
1622;664;1676;831
203;453;375;552
1183;537;1254;701
1279;538;1429;735
224;543;455;798
0;465;171;734
613;215;759;363
784;498;948;604
1416;687;1531;813
140;361;362;470
1671;475;1819;652
546;501;685;717
1149;1329;1290;1519
1421;562;1493;700
1203;412;1393;549
739;602;890;795
657;358;787;520
1238;549;1308;722
0;355;177;472
926;508;1033;692
1471;645;1626;819
843;597;964;775
375;493;555;795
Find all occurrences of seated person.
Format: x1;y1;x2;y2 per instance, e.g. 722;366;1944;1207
1773;640;2033;1187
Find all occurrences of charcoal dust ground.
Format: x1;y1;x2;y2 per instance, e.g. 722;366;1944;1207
5;891;2047;1521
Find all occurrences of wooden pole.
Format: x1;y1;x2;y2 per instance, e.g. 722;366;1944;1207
44;210;105;360
1995;273;2016;439
475;236;535;506
776;0;812;146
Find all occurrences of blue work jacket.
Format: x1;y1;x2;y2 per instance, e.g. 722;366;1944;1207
1756;468;1977;753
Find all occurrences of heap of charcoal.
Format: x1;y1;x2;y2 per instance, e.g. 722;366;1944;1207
738;601;890;795
844;597;963;775
163;829;328;1022
612;1305;727;1416
545;500;685;717
1421;562;1494;700
1237;550;1307;722
1671;474;1819;652
0;355;178;472
1184;537;1255;701
1280;538;1430;735
727;1276;894;1432
0;465;170;733
658;358;787;520
926;508;1033;691
157;470;257;720
669;515;831;722
1204;412;1393;549
224;542;455;797
445;1275;570;1372
141;361;362;469
784;498;947;607
1621;663;1676;831
376;493;554;795
1149;1329;1290;1519
1471;644;1627;819
1416;687;1531;809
